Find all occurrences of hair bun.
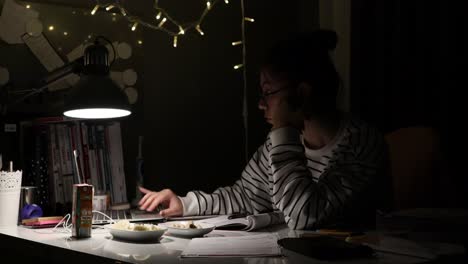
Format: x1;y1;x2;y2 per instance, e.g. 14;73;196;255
313;29;338;51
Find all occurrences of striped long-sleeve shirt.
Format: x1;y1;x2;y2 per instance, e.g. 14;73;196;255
179;115;388;230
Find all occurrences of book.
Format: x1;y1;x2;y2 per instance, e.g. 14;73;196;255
196;211;285;231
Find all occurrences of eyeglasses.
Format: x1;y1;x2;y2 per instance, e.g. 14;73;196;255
259;88;286;101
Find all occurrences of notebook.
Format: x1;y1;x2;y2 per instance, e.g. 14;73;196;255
92;208;165;224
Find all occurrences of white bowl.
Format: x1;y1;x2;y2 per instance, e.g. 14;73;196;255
104;223;167;242
159;221;215;238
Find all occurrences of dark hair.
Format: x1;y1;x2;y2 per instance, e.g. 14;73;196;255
262;29;340;117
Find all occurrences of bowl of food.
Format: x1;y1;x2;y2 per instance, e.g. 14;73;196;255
105;220;167;242
160;220;215;238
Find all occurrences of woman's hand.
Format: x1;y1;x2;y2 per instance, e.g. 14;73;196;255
138;186;183;217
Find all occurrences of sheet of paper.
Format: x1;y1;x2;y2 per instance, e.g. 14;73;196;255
181;233;282;257
0;0;39;44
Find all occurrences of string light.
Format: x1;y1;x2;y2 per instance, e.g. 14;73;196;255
156;11;162;20
232;41;242;46
178;26;185;35
48;25;54;31
158;17;167;28
196;25;205;36
244;17;255;22
137;40;143;45
224;0;229;4
233;64;243;70
207;1;212;10
105;5;114;11
26;4;31;8
131;21;138;31
173;36;178;48
63;32;68;36
91;5;99;15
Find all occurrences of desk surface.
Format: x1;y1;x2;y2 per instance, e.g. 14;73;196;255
0;223;465;264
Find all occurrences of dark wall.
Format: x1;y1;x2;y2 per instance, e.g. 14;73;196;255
351;0;467;207
142;0;319;196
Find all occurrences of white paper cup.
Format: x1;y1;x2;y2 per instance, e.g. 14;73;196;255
0;171;22;228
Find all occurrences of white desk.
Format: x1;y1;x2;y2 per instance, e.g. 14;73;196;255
0;224;465;264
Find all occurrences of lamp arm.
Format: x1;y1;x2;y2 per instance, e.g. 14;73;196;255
6;57;84;108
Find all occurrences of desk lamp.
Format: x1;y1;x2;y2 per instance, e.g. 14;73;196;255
63;36;131;119
0;36;131;119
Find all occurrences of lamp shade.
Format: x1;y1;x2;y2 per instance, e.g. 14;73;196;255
63;74;131;119
63;36;131;119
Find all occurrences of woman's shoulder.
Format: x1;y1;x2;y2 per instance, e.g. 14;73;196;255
343;113;384;136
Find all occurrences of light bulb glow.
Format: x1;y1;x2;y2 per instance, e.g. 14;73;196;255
225;0;229;4
91;5;99;15
158;17;167;28
233;64;243;70
26;5;31;8
156;11;162;20
173;36;178;48
178;26;185;35
64;108;131;119
131;22;138;31
63;32;68;36
206;1;211;9
121;9;127;16
48;25;54;31
196;25;204;36
138;40;143;45
105;5;114;11
232;41;242;46
244;17;255;22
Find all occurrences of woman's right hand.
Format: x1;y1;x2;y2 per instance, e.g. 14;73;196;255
138;186;183;217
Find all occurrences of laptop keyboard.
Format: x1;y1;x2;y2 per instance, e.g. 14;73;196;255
92;208;163;224
93;209;129;224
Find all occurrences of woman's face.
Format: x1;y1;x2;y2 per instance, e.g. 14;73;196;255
258;69;289;125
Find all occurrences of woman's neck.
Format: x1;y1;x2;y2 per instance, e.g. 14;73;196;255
302;111;342;150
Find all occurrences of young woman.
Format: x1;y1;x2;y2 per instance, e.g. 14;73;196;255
139;29;388;230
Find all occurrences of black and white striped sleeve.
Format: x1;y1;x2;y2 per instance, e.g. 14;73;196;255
269;125;385;230
179;145;271;216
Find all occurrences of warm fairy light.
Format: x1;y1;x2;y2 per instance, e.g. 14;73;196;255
158;17;167;28
244;17;255;22
88;35;92;39
173;35;178;48
137;40;143;45
206;1;212;9
233;64;243;70
106;5;114;11
232;41;242;46
48;25;54;31
131;22;138;31
63;32;68;36
156;11;162;20
224;0;229;3
26;4;30;8
196;25;205;36
91;5;99;15
178;26;185;35
121;8;127;16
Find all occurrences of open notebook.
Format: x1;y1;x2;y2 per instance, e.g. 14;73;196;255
196;211;285;231
92;208;165;224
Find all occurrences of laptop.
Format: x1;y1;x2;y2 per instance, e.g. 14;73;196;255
92;207;165;225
